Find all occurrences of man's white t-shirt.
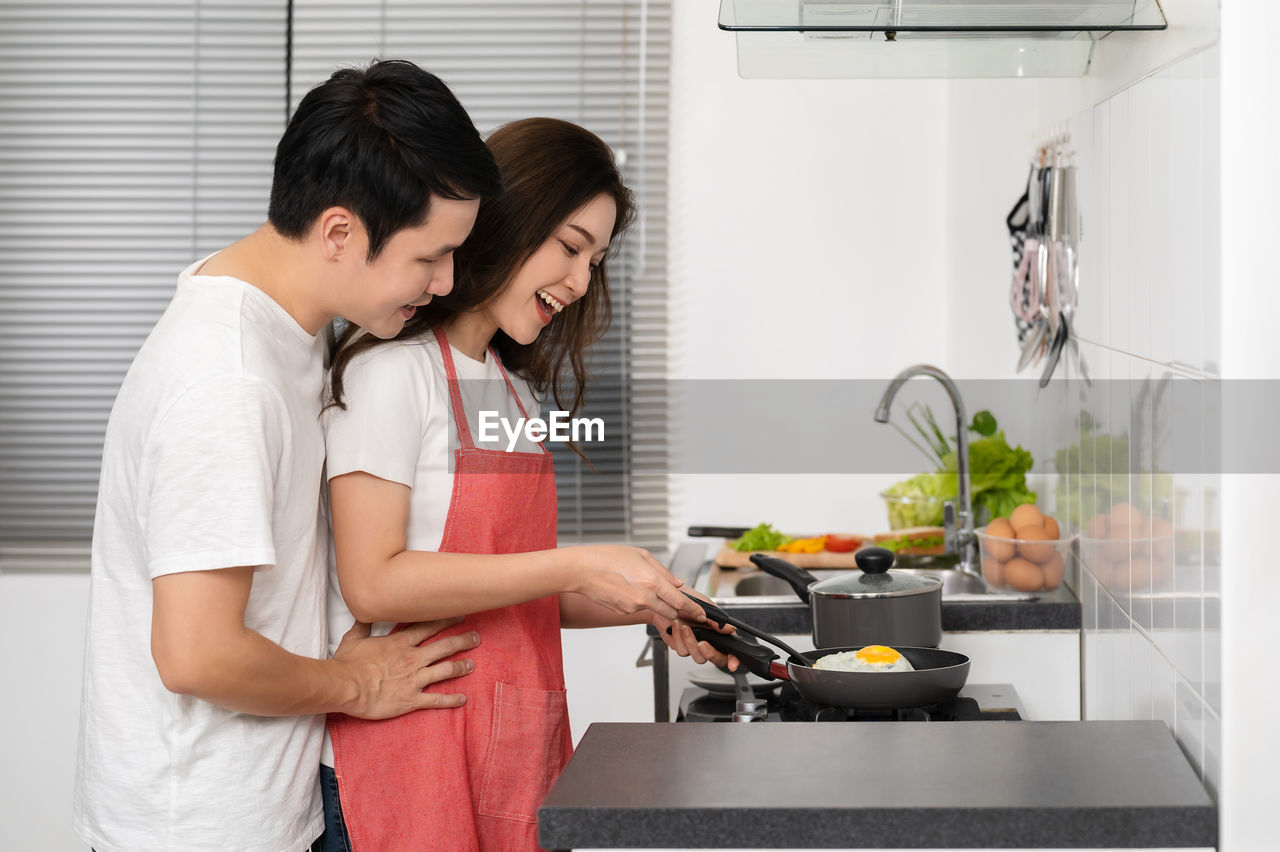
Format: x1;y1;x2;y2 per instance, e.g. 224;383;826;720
74;258;329;852
319;332;540;765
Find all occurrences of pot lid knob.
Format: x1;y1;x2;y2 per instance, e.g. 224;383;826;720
854;546;895;575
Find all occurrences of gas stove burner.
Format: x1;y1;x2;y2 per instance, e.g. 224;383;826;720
677;682;1024;723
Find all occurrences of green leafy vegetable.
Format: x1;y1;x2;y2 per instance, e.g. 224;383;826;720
884;408;1036;527
939;431;1036;523
891;402;953;468
730;523;793;552
970;410;997;437
883;473;952;527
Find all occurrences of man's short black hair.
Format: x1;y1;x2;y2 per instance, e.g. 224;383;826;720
268;59;502;259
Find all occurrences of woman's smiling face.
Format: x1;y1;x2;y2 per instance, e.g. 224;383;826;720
478;192;617;346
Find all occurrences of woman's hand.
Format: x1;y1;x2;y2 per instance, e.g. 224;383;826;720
566;544;709;623
651;587;738;669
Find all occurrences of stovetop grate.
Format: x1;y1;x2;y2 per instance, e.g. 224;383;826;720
677;682;1024;723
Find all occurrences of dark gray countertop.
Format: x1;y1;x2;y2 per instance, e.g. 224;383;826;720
538;721;1216;850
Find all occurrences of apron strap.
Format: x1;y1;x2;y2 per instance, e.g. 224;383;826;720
433;326;550;455
432;326;479;450
489;349;551;457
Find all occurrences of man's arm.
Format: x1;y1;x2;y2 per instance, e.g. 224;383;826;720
151;566;480;719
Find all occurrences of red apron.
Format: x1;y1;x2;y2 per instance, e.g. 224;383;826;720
328;327;571;852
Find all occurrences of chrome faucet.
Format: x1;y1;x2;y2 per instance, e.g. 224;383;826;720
874;364;980;577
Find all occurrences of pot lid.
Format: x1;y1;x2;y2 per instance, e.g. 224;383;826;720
809;546;941;599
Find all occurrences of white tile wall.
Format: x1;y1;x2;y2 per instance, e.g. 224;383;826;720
1030;45;1222;796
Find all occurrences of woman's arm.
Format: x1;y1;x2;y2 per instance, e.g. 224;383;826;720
557;592;737;668
329;470;706;626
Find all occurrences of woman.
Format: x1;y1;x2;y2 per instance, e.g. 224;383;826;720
320;118;732;851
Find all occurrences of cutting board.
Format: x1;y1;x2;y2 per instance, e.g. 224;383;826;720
713;542;865;569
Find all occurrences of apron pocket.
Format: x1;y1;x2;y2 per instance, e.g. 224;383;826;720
478;681;570;824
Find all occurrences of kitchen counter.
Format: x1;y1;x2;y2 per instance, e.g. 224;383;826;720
713;581;1081;635
673;542;1082;633
538;721;1216;850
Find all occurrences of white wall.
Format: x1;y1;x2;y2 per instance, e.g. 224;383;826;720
1218;2;1280;849
666;1;954;541
942;0;1224;382
1043;47;1222;798
935;3;1280;850
1;574;90;851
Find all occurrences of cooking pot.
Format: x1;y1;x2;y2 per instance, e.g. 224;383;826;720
750;547;942;648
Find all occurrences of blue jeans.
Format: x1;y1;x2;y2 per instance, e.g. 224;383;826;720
316;764;354;852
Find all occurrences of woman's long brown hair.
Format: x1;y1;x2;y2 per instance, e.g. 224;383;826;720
329;117;635;459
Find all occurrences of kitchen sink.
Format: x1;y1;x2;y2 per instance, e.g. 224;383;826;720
708;564;1039;602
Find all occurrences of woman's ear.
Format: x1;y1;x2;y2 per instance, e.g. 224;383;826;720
317;207;356;260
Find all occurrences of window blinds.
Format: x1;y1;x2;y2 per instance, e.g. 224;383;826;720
0;1;286;570
0;1;670;569
290;0;671;550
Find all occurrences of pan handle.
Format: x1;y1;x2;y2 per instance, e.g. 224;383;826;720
749;553;816;604
689;626;789;682
685;595;737;632
680;591;808;663
687;525;751;538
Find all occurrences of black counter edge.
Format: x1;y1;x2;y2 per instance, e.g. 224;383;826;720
713;600;1082;635
538;803;1216;850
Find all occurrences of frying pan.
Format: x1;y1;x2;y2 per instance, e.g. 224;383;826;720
685;594;969;710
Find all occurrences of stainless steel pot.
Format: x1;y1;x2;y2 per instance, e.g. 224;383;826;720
750;547;942;648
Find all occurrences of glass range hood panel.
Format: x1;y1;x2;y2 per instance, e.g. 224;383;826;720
719;0;1168;33
733;31;1099;77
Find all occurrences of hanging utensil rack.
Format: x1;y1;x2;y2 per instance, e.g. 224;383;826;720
1008;124;1083;386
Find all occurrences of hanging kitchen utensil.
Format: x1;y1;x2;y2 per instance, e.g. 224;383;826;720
1039;144;1084;388
1039;312;1069;388
1043;154;1062;341
1056;160;1091;386
1013;131;1082;378
749;548;943;649
1011;173;1046;371
1010;237;1042;324
1016;156;1052;371
1005;168;1036;345
1016;313;1048;372
1056;161;1079;314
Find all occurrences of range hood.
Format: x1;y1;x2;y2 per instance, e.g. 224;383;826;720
718;1;1168;78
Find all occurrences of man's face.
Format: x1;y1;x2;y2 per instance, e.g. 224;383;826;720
344;197;480;339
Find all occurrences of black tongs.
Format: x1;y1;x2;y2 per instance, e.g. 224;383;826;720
677;591;808;681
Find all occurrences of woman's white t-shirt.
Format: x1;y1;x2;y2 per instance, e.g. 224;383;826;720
320;332;541;765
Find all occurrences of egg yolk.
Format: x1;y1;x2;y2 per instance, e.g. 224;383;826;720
855;645;902;665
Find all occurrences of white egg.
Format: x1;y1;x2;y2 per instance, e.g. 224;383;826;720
812;645;915;673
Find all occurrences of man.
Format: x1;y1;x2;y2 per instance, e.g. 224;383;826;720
73;59;504;851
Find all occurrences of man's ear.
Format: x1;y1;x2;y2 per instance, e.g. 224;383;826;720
318;207;356;260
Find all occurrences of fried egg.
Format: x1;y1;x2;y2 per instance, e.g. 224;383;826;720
812;645;915;673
